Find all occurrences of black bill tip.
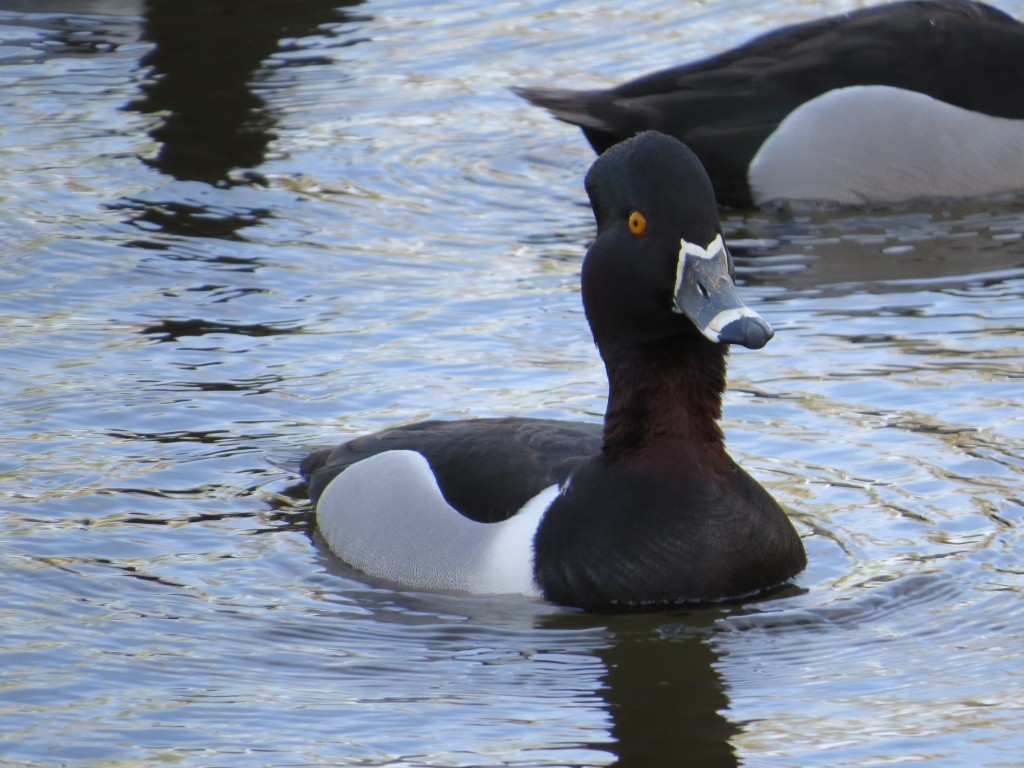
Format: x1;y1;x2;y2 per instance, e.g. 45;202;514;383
717;315;775;350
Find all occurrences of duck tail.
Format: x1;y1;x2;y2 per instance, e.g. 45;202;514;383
512;85;626;154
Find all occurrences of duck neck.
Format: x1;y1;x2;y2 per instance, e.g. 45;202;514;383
601;334;728;457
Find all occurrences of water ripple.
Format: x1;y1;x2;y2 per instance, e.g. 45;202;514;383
3;0;1024;765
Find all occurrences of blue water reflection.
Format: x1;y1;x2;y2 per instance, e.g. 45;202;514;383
1;0;1022;765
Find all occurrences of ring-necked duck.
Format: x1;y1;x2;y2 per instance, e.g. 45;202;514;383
302;131;806;612
516;0;1024;208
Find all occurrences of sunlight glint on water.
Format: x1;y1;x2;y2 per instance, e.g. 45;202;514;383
0;0;1022;765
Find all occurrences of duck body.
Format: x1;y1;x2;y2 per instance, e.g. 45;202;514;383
302;132;806;611
516;0;1024;208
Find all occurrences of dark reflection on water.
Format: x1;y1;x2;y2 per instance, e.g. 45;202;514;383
140;317;302;341
116;0;369;243
113;198;276;242
127;0;366;186
593;615;739;768
312;530;742;767
305;518;732;766
311;548;742;768
727;200;1024;296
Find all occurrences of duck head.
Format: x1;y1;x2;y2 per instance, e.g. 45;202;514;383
581;131;773;355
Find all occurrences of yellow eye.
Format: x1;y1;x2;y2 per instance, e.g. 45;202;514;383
628;210;647;236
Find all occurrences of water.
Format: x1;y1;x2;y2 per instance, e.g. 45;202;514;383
1;0;1023;765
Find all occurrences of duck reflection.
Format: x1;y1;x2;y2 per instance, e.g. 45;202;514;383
128;0;364;185
307;537;743;767
117;0;366;241
542;611;740;768
605;626;738;767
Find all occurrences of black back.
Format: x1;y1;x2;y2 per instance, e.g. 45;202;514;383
302;418;602;522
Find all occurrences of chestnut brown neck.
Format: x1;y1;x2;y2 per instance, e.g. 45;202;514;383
601;334;728;458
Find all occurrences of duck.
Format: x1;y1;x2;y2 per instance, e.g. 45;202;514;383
301;131;806;612
515;0;1024;209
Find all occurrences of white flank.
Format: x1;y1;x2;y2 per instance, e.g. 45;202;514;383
476;484;558;595
749;85;1024;206
316;449;549;596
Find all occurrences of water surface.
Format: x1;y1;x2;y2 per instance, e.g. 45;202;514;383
2;1;1023;766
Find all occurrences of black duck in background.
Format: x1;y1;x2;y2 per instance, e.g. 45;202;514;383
517;0;1024;208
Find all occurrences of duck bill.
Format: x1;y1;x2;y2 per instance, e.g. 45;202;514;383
672;235;774;350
